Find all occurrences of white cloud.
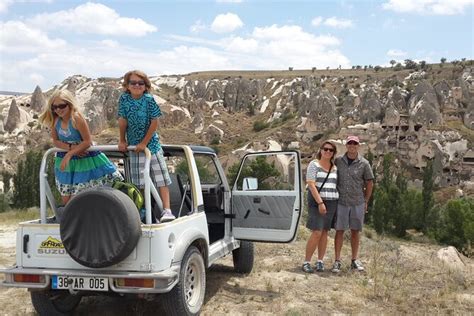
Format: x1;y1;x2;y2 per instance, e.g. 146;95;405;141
0;21;350;92
387;49;407;57
224;36;258;53
250;25;348;69
0;21;66;53
190;20;206;33
211;12;243;33
323;17;354;28
29;2;157;36
311;16;323;27
0;0;14;13
29;73;45;83
383;0;473;15
100;39;119;48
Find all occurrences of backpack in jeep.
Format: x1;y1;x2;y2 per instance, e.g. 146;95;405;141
112;181;144;210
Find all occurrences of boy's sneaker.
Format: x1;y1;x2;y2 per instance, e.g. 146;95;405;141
331;260;342;273
315;261;325;272
351;260;365;272
160;209;176;222
302;262;314;273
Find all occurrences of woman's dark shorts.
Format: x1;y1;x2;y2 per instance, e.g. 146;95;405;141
306;200;338;231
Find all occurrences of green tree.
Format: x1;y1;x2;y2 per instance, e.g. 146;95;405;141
435;198;474;255
404;59;417;70
365;150;376;225
227;156;280;190
421;160;434;232
372;154;396;234
13;150;43;209
440;57;447;67
1;171;12;193
390;60;396;67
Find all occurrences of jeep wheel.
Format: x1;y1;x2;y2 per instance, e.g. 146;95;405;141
163;246;206;316
233;241;254;273
60;187;141;268
30;290;81;316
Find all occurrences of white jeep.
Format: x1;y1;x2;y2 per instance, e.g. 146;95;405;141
1;145;302;315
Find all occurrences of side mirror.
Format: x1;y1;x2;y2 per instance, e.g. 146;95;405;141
242;177;258;191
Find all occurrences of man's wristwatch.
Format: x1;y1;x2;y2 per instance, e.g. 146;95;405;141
318;201;324;205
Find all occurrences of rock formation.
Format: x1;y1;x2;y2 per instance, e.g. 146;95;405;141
4;99;20;132
30;85;46;112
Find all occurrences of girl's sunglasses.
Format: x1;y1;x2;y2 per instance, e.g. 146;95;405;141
52;103;68;111
322;147;335;153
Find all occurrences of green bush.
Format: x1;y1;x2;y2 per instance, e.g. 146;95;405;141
434;198;474;256
253;120;269;132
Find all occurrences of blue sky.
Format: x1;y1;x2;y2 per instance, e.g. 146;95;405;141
0;0;472;92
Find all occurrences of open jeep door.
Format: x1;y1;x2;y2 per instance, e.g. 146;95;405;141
231;151;302;242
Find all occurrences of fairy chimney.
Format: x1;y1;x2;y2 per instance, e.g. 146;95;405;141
4;99;21;132
30;85;47;112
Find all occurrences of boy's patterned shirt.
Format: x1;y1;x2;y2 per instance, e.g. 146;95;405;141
118;92;161;153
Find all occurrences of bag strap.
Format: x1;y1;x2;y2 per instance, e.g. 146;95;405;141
317;163;333;193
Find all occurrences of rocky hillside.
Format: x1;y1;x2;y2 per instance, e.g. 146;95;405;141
0;64;473;195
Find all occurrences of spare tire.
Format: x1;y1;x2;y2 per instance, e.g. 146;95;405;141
60;187;141;268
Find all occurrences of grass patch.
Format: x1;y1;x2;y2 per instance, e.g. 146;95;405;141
0;208;49;225
445;120;474;143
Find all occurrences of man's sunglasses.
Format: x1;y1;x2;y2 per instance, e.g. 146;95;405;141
322;147;335;153
51;103;68;111
129;80;146;86
347;141;359;145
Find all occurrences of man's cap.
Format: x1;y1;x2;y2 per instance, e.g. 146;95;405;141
346;135;360;144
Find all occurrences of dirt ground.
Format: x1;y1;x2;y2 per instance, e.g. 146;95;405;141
0;223;473;315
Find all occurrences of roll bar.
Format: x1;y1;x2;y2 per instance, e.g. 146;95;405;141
39;145;162;224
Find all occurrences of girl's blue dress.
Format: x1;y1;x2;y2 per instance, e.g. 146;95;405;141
54;119;122;196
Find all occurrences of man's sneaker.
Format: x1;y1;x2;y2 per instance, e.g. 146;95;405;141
315;261;324;272
302;262;314;273
331;260;342;273
160;209;176;222
351;260;365;272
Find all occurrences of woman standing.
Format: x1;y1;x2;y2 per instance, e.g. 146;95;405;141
39;89;122;205
302;141;338;273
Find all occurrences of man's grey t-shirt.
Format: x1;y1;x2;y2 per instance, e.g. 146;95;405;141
335;154;374;206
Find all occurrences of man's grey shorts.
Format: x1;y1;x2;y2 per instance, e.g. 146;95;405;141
335;202;365;231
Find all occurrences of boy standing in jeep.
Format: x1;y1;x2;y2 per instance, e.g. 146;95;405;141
118;70;175;222
332;136;374;273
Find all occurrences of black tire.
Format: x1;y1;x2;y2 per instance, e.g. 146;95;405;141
162;246;206;316
30;290;81;316
233;241;254;274
60;186;141;268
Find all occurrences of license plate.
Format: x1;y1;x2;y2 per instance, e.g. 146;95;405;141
52;276;109;291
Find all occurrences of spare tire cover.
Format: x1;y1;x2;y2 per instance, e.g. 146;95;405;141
60;187;141;268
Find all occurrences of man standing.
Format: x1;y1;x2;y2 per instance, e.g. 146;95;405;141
332;135;374;272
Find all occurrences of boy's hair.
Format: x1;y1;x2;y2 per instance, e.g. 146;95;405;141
38;89;83;129
122;70;152;93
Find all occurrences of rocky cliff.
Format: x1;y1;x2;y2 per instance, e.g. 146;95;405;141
1;64;473;194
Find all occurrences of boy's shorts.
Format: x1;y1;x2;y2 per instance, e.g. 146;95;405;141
129;149;172;189
335;202;365;231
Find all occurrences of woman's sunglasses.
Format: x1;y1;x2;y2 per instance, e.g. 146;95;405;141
51;103;68;111
322;147;335;153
